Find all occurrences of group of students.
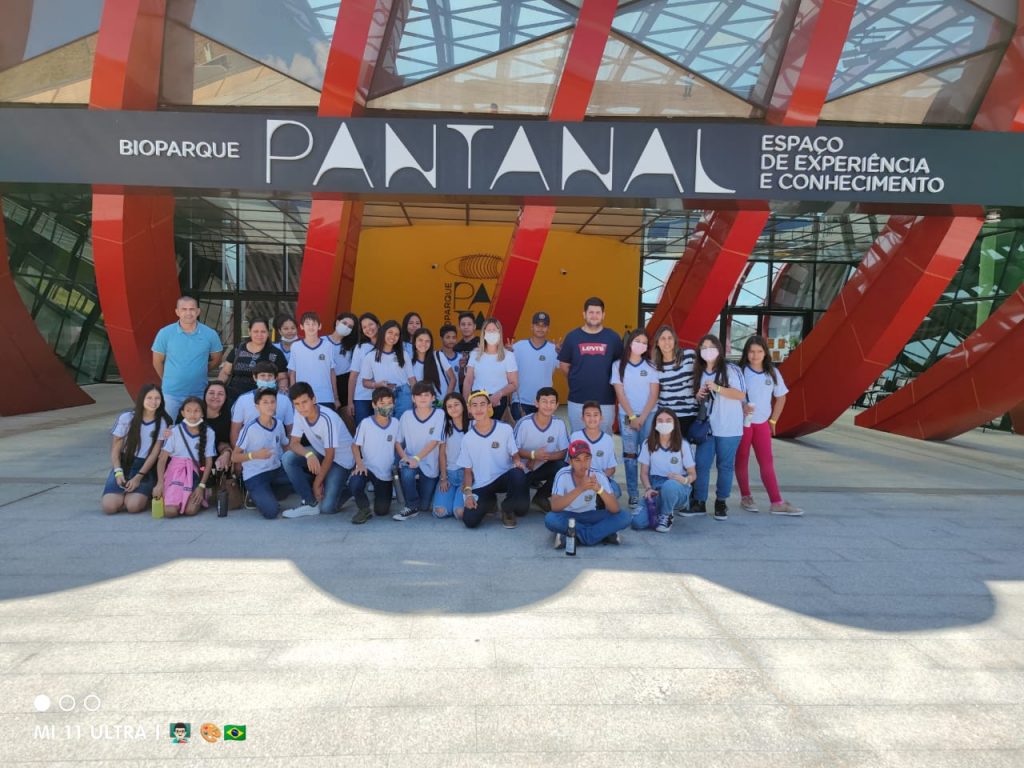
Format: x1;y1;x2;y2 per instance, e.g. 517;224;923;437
102;297;801;548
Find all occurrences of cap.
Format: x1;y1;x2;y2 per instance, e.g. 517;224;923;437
568;440;592;459
531;311;550;325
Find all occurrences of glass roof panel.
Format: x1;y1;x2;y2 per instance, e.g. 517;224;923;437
371;0;575;95
829;0;1011;99
611;0;796;104
0;34;97;103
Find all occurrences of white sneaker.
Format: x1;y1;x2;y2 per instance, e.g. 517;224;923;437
553;532;564;550
282;504;320;518
770;501;804;516
740;496;759;513
392;507;419;521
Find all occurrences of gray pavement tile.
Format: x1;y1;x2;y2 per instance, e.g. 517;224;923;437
740;638;940;669
494;638;749;669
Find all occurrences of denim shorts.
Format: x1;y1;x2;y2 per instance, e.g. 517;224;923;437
102;456;156;497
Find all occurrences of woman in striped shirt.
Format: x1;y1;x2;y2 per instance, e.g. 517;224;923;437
651;325;699;436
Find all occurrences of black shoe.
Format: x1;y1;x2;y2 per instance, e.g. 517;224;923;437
680;499;705;517
533;495;551;513
601;532;621;545
714;499;728;521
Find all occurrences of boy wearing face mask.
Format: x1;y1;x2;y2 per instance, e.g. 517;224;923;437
230;362;295;445
350;387;402;523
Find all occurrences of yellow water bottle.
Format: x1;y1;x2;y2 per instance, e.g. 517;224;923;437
151;497;164;519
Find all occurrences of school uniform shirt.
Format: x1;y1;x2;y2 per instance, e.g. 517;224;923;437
638;440;696;478
467;351;517;395
291;405;354;469
513;414;569;467
349;342;375;401
288;338;336;404
410;353;449;398
743;367;789;425
110;412;163;458
236;417;288;480
162;424;217;464
399;408;445;478
231;391;295;430
610;359;659;415
439;427;468;474
701;364;747;438
275;340;296;365
354;416;401;479
437;350;460;386
569;429;617;474
457;421;518;489
557;327;623;405
656;350;699;419
552;468;614;513
512;339;558;404
329;338;353;376
359;350;414;388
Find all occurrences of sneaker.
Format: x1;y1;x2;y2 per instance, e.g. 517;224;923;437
351;507;373;525
713;499;729;521
770;501;804;517
282;504;319;519
243;492;257;510
533;495;551;513
502;510;518;529
553;532;564;550
655;513;673;533
602;532;621;545
393;507;419;521
627;496;639;509
680;500;705;517
740;496;759;513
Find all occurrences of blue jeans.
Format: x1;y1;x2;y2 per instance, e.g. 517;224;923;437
244;466;294;519
431;467;465;518
545;508;631;546
349;470;394;516
281;450;352;514
354;399;373;425
631;475;691;529
694;435;742;503
399;465;438;512
393;385;412;420
618;411;654;501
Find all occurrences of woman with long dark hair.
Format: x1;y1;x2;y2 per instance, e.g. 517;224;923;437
348;312;380;425
401;311;422;358
611;328;660;508
218;318;288;404
101;384;172;514
328;311;358;411
359;319;416;420
692;334;747;521
637;407;697;533
272;313;299;364
202;381;234;473
737;335;802;516
650;325;698;435
431;392;470;519
411;327;455;400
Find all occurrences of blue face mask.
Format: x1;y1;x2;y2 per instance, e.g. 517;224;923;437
256;379;277;390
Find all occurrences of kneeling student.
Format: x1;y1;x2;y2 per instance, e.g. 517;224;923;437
458;390;528;529
232;389;293;519
547;440;630;548
637;407;697;533
513;386;569;513
101;383;171;514
281;382;354;518
568;400;620;500
350;386;401;523
153;397;215;518
395;381;444;521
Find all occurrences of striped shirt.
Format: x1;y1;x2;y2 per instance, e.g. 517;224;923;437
656;350;698;419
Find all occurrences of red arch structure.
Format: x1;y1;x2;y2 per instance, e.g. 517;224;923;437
295;0;398;323
645;0;856;344
89;0;181;397
852;5;1024;441
777;1;1024;439
488;0;618;333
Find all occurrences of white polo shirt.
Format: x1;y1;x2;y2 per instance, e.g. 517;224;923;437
359;350;413;388
514;414;569;465
552;468;613;513
291;405;354;469
457;421;518;489
288;338;336;404
610;359;659;414
701;364;747;438
399;408;445;478
236;417;288;480
231;391;294;430
742;367;789;424
111;412;165;458
349;342;375;401
439;426;468;474
512;339;558;404
569;429;617;474
162;424;217;463
638;441;695;478
329;338;353;376
354;415;400;479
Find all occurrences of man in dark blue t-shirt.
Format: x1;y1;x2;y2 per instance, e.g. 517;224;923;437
557;296;623;434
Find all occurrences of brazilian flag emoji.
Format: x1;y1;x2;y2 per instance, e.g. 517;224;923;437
224;724;246;741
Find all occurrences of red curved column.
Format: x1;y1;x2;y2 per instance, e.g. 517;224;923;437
854;285;1024;440
488;0;618;332
89;0;181;397
646;0;856;341
776;215;983;438
0;213;94;415
851;3;1024;440
296;0;397;321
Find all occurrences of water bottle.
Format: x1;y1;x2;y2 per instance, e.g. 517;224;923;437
565;517;577;557
151;497;164;519
743;409;753;429
217;482;229;517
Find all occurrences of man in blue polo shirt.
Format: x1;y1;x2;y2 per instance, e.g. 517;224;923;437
152;296;224;419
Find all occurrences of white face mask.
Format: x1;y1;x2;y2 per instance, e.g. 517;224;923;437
280;333;298;343
484;331;501;345
631;341;648;355
700;347;720;362
335;322;353;337
183;418;203;428
655;422;675;435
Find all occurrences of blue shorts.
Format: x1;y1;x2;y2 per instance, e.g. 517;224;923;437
102;456;156;497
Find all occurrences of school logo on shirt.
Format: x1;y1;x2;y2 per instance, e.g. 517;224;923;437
386;435;393;442
597;450;604;457
640;370;648;376
539;355;546;361
318;354;325;361
546;436;554;443
765;379;773;387
584;494;594;502
429;427;435;434
670;456;679;464
578;343;608;356
491;441;500;449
